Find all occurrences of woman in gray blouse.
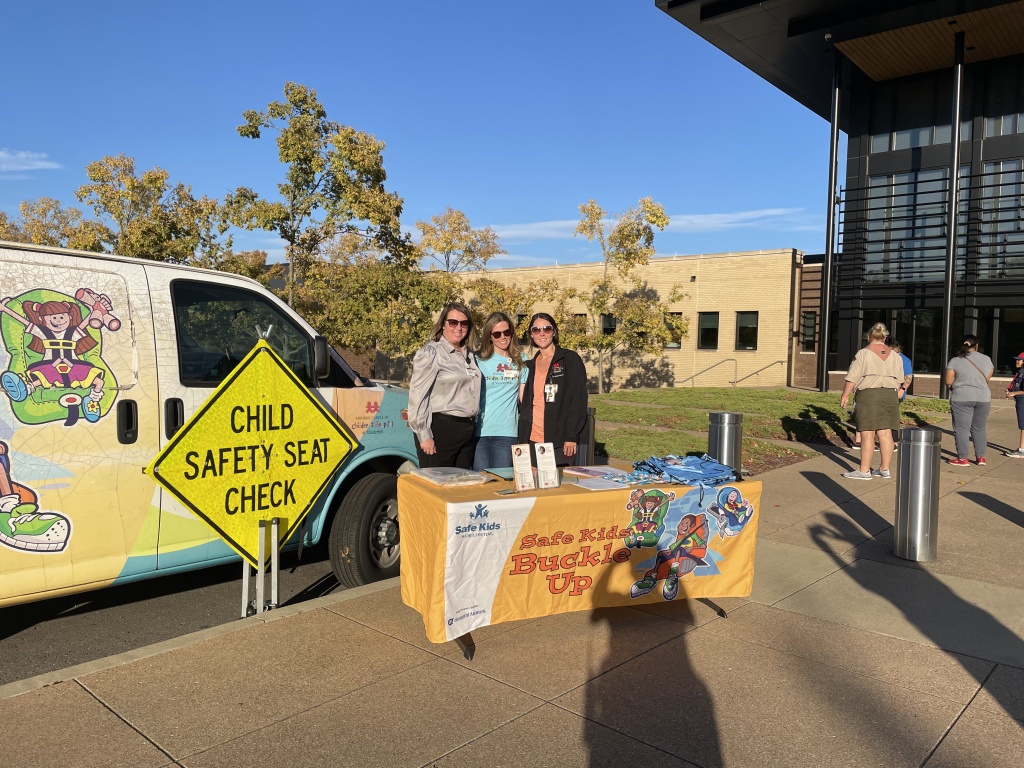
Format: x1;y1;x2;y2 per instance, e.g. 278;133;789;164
407;303;482;469
944;335;994;467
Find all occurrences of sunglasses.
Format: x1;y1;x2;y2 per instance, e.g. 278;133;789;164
445;318;471;329
530;325;554;335
490;328;513;339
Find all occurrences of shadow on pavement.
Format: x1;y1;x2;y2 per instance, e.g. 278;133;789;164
802;470;1023;720
583;554;722;767
958;491;1024;531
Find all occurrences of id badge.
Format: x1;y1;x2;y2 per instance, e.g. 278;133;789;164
504;367;519;378
544;384;557;402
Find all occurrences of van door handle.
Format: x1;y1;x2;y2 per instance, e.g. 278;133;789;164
165;398;184;440
117;400;138;445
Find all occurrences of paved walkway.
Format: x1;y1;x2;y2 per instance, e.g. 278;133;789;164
2;406;1022;768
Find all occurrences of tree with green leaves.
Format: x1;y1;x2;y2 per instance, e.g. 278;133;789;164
0;199;105;251
230;82;408;306
75;154;230;265
416;207;505;273
557;197;686;394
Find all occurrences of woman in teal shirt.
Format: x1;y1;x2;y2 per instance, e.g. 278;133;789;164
473;312;528;470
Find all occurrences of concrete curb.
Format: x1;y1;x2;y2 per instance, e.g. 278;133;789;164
0;576;401;701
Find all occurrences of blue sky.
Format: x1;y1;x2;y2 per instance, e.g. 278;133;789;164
2;1;838;268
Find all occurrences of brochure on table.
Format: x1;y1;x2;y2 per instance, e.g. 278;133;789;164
535;442;559;489
512;444;535;491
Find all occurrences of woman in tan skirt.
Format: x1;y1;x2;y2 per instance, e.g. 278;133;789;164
839;323;904;480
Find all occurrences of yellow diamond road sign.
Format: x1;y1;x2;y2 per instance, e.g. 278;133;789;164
146;340;359;567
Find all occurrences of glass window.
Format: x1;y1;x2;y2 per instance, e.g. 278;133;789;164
664;312;684;349
736;312;759;351
995;307;1024;375
601;314;616;335
172;281;313;386
697;312;719;350
800;311;817;352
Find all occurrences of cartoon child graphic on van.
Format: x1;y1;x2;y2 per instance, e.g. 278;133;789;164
622;488;675;549
0;441;70;553
705;486;755;539
630;512;709;601
0;288;120;426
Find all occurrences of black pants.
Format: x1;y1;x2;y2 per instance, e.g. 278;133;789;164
417;413;477;469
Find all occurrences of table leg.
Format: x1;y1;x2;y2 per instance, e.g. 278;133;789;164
454;632;476;661
698;598;728;618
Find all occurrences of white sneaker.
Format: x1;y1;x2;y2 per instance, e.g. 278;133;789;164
871;469;891;479
842;470;873;480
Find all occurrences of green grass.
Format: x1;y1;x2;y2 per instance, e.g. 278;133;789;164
591;387;948;473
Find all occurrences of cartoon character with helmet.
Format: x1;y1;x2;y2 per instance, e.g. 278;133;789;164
622;487;675;549
630;512;709;601
705;485;754;539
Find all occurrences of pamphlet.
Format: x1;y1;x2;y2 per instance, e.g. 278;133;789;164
483;467;515;481
576;477;627;491
563;466;628;479
536;442;560;489
511;444;535;491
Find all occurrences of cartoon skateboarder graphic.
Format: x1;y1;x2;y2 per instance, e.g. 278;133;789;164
705;486;754;538
630;513;709;601
0;441;70;553
622;488;675;549
0;288;120;426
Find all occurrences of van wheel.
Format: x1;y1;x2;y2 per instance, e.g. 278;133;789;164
329;473;400;588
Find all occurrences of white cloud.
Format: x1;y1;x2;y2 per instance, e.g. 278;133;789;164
0;149;61;173
490;208;813;242
664;208;806;233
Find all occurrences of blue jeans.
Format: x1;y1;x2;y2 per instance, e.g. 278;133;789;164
473;436;518;471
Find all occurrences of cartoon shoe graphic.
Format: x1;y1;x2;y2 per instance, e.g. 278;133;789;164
663;572;680;601
1;372;28;402
83;399;102;423
630;575;656;598
0;501;71;553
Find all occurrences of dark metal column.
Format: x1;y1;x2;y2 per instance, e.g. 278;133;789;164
819;52;841;392
940;31;965;399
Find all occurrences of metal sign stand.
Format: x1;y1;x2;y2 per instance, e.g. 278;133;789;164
240;518;281;618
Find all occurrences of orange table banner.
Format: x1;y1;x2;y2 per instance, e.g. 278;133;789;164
399;476;761;643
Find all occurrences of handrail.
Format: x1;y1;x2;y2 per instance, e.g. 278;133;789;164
676;358;738;388
732;359;785;385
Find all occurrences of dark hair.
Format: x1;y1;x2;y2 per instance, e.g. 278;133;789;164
957;335;979;357
429;302;476;348
478;312;523;361
885;336;901;354
527;312;559;348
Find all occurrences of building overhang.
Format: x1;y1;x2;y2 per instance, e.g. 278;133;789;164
656;0;1024;123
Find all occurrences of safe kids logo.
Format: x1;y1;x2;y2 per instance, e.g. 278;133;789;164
0;287;120;427
454;503;500;536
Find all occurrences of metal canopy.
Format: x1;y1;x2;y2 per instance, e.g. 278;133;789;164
657;0;1024;122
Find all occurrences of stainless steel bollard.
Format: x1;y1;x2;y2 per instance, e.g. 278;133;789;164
894;427;942;561
708;412;743;478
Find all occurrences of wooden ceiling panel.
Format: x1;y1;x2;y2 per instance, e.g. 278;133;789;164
836;1;1024;80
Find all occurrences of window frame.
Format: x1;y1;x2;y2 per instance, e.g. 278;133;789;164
697;312;719;351
735;311;759;351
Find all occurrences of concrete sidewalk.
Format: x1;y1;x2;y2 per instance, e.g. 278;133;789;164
3;406;1023;768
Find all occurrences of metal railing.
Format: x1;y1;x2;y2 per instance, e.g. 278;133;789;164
732;359;785;386
676;358;737;388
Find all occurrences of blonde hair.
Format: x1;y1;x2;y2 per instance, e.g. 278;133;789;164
867;323;889;342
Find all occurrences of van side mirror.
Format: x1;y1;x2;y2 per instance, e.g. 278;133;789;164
313;336;330;380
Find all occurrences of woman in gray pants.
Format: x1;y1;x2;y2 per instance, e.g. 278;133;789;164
944;335;994;466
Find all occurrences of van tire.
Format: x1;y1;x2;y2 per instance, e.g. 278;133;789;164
329;472;400;588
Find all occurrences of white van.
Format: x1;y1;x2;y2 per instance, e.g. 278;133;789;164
0;241;416;607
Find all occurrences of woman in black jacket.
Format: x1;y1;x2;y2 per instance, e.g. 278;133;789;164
518;313;588;466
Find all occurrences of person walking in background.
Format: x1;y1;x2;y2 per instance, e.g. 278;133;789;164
1004;351;1024;458
840;323;903;480
944;335;994;466
472;312;528;470
518;313;588;466
407;303;481;469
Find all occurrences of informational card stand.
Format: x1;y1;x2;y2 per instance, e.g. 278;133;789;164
535;442;559;489
512;443;535;491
